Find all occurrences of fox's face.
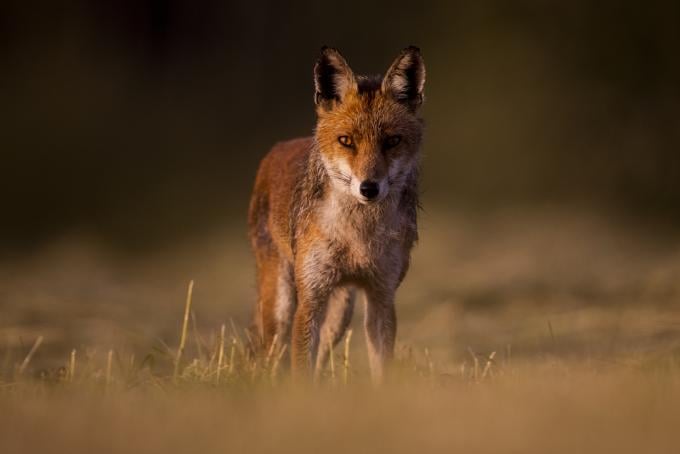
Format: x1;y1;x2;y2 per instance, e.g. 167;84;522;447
313;47;426;204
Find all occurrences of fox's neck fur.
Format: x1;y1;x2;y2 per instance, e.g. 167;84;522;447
291;140;419;256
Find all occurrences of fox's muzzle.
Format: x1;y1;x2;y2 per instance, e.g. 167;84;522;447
359;180;380;200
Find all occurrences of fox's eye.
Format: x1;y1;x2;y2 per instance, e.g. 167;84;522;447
338;136;353;147
384;135;402;149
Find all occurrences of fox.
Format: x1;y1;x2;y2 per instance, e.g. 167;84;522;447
248;46;426;383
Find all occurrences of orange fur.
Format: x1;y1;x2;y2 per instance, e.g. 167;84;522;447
248;47;426;383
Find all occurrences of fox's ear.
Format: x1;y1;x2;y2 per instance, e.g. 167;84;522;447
314;46;356;108
382;46;426;109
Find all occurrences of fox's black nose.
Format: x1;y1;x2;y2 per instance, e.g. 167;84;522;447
359;180;380;200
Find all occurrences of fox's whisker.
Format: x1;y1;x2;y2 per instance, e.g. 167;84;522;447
329;170;352;185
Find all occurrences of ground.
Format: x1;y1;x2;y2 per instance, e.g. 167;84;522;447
1;207;679;453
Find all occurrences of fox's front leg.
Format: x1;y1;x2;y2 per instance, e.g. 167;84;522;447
290;285;327;380
290;242;343;380
364;286;397;384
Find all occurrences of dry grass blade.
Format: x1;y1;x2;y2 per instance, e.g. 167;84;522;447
204;333;218;381
343;329;352;385
69;349;76;382
228;337;236;376
328;339;335;385
481;351;497;379
228;319;246;357
243;329;257;357
18;336;43;376
265;334;279;368
105;349;113;388
468;347;479;382
216;324;225;384
270;344;287;382
174;280;194;383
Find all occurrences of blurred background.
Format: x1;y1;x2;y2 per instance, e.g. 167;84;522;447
1;1;679;369
2;0;680;252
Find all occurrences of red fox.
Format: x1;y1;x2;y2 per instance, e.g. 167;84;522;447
248;46;425;383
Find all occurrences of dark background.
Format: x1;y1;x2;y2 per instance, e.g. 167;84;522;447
2;0;679;253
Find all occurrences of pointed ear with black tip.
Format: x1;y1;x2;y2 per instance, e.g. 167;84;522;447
314;46;357;109
382;46;426;109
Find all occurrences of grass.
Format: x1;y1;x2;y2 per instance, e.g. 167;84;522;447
1;208;680;453
2;334;679;454
1;281;424;391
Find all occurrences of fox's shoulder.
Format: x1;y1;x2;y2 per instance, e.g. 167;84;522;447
249;136;316;259
264;137;314;168
253;136;314;192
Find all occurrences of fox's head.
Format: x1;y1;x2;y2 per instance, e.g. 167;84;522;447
313;46;426;204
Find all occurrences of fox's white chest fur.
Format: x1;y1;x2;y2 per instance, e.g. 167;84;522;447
317;190;403;272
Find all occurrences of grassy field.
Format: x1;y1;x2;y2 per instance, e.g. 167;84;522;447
2;208;680;453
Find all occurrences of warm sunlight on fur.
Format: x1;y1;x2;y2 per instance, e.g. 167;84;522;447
248;47;425;382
